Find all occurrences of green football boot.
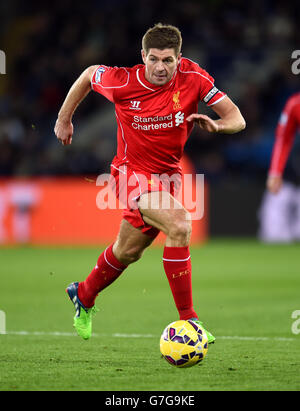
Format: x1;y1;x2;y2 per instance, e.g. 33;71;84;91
66;282;98;340
189;318;216;344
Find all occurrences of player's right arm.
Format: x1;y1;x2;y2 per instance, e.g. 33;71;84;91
54;65;98;146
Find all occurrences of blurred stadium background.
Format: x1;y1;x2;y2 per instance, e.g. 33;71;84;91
0;0;300;244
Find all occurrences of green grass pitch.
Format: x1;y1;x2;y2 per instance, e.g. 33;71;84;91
0;239;300;391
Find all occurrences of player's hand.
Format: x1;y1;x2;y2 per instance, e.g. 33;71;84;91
266;175;283;194
54;119;74;146
186;113;219;133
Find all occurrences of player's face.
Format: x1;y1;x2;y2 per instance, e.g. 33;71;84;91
142;48;181;86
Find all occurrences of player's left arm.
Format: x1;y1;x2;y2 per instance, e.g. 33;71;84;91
187;96;246;134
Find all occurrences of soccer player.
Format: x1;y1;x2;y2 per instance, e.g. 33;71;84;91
267;92;300;194
259;91;300;242
54;24;246;343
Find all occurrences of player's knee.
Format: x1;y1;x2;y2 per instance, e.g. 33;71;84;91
168;212;192;243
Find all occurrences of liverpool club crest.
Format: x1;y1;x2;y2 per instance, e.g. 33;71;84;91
173;90;181;110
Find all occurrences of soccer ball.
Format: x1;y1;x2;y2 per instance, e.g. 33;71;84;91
160;320;208;368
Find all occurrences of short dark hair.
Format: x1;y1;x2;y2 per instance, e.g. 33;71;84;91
142;23;182;56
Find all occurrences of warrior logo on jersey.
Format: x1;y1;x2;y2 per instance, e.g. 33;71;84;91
95;67;106;83
203;86;219;103
173;91;181;110
130;101;141;110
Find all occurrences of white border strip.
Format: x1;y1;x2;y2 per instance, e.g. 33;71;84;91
3;330;297;342
104;247;124;271
163;256;191;262
136;69;156;92
207;94;227;106
115;110;127;160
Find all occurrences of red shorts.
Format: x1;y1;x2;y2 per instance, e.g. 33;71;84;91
110;160;181;238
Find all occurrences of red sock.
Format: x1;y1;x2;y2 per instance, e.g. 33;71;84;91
78;244;127;308
163;246;198;320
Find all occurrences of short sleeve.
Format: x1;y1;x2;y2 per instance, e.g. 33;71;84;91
91;65;129;103
179;59;226;106
198;68;226;106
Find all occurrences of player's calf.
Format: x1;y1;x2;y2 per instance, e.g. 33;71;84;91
113;243;145;265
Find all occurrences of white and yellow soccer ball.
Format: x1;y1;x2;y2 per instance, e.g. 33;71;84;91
160;320;208;368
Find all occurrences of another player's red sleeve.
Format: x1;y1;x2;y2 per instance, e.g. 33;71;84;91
269;98;299;177
91;65;129;103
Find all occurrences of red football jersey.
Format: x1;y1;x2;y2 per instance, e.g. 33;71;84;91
269;92;300;177
91;58;226;173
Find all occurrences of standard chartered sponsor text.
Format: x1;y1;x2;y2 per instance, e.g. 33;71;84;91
132;114;173;130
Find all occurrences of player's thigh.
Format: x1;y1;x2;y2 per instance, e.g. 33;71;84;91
138;191;191;236
113;218;155;264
